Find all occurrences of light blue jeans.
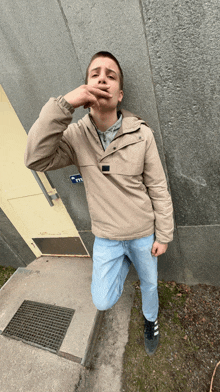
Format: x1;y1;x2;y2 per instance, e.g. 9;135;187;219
91;234;158;322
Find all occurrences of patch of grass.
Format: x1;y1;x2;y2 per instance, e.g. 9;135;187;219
158;280;186;309
121;280;197;392
0;266;16;288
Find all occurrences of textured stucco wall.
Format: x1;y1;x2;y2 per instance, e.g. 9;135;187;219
0;0;219;283
140;0;220;285
141;0;220;226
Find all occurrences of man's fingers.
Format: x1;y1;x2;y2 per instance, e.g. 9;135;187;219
87;85;112;98
64;84;113;109
83;86;112;109
152;247;160;257
84;98;100;109
151;243;157;256
88;84;111;91
83;95;100;109
151;241;168;257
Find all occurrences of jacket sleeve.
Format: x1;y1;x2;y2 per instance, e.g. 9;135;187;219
143;128;174;244
24;96;77;172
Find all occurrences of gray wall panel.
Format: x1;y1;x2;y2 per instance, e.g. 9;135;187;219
158;230;185;283
178;225;220;286
141;0;220;226
48;166;91;231
0;236;23;269
80;231;95;258
0;209;35;267
0;0;85;131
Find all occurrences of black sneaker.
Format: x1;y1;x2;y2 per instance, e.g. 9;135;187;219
144;318;160;356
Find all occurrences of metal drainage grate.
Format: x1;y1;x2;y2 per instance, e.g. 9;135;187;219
2;300;75;353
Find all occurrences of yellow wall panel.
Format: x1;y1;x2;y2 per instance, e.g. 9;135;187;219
0;85;79;257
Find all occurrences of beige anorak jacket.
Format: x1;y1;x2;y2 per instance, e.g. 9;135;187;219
25;96;174;243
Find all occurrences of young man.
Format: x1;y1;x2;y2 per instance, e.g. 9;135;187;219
25;51;174;356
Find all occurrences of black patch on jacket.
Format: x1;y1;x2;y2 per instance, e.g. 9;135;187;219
102;165;110;172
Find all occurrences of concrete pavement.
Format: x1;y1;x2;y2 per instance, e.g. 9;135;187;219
0;256;101;392
0;256;137;392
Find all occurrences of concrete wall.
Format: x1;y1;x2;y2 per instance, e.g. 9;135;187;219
0;209;35;268
140;0;220;285
0;0;219;285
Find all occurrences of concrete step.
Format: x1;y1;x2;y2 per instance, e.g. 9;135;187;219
0;256;102;367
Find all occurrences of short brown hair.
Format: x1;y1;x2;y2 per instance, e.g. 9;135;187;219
85;51;124;90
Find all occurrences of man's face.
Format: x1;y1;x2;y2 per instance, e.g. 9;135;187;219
87;56;123;110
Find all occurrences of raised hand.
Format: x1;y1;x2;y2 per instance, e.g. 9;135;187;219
64;84;112;110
